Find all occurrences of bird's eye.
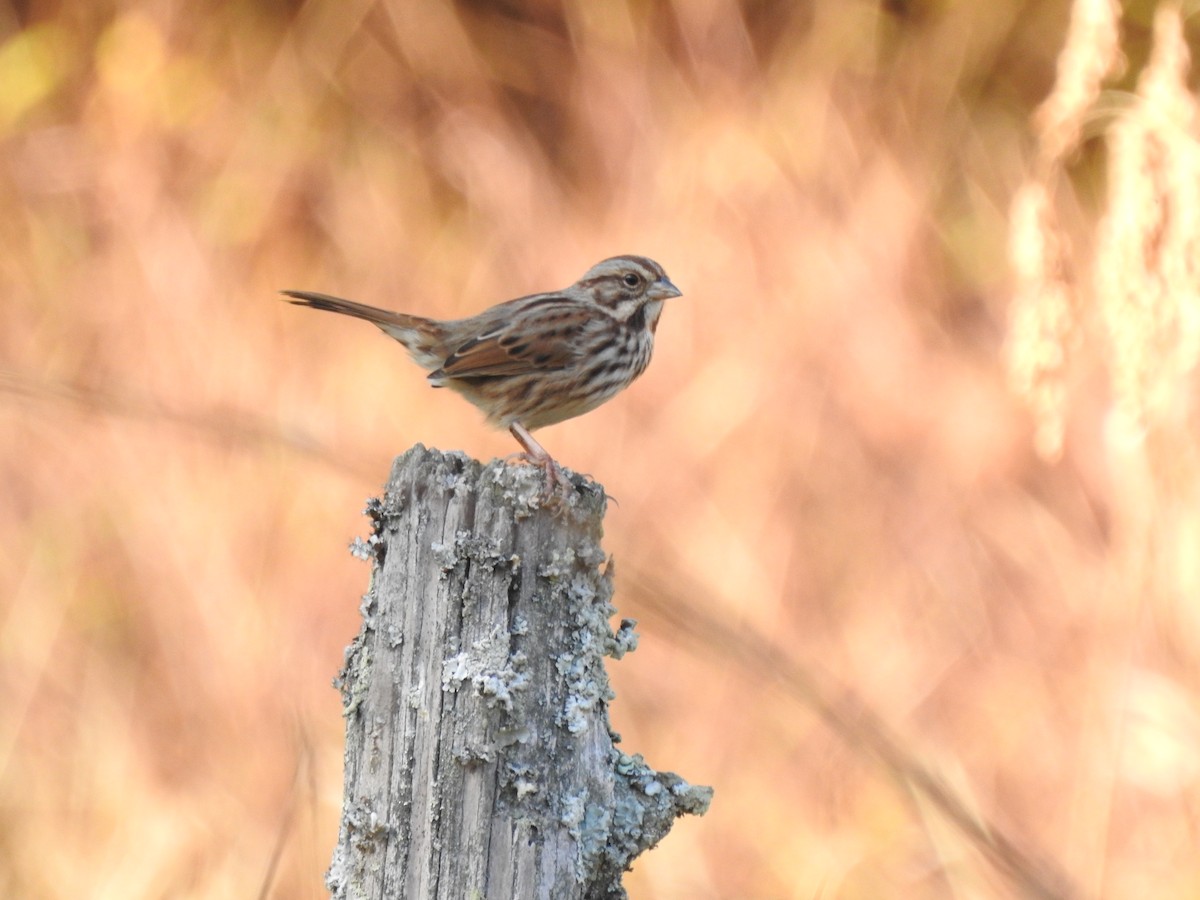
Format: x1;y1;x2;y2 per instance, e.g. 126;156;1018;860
622;273;640;288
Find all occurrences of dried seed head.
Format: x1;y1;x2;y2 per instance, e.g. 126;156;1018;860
1032;0;1123;171
1095;5;1200;438
1007;182;1078;460
1006;0;1123;460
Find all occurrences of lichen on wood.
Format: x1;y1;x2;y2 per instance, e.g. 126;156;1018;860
326;445;711;900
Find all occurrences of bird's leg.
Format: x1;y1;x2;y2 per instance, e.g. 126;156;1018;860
508;422;569;498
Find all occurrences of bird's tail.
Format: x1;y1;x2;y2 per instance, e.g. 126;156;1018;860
281;290;448;370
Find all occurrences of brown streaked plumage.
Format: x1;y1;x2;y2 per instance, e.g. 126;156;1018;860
282;255;681;487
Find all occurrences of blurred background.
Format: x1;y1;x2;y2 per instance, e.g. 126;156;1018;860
4;0;1200;896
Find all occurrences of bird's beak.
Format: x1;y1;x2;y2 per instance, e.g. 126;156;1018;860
650;278;682;300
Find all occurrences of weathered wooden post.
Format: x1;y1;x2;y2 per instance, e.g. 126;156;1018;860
325;446;712;900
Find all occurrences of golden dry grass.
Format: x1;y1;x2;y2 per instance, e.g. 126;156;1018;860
4;0;1200;897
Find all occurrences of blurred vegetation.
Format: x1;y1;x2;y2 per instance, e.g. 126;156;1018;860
4;0;1200;897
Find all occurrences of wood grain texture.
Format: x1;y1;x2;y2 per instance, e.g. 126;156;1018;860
325;445;711;900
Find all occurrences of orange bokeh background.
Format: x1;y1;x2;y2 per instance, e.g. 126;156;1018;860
4;1;1200;897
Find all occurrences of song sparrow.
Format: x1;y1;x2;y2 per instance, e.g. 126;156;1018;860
282;255;681;489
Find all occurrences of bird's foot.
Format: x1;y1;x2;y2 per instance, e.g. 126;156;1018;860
501;451;569;506
505;423;576;508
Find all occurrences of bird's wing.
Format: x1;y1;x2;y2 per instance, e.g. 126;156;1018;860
434;297;582;379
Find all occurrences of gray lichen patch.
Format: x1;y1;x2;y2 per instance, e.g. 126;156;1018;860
441;627;529;713
557;650;611;735
335;627;373;719
608;619;639;659
580;753;714;888
345;796;391;841
513;775;539;799
547;571;618;735
430;530;515;577
369;480;409;531
476;457;552;518
536;547;578;581
348;534;378;561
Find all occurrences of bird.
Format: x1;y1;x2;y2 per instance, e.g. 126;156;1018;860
282;255;681;492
